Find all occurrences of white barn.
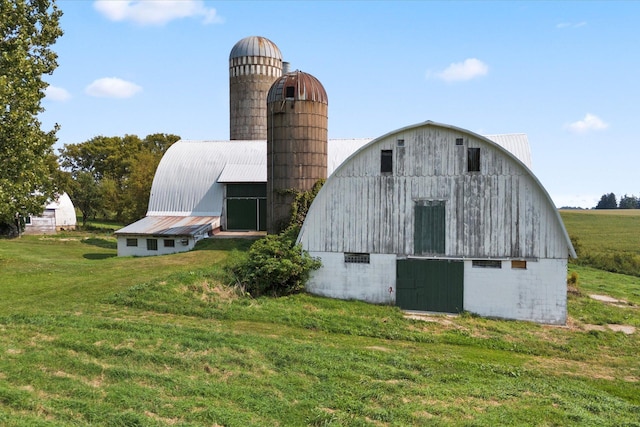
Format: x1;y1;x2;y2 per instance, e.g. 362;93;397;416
23;192;77;235
297;121;575;324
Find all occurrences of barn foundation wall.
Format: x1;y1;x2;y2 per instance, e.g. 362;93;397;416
306;252;396;304
463;258;567;324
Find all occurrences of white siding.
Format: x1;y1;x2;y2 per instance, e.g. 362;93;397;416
306;252;396;304
299;123;573;260
464;259;567;324
117;235;198;257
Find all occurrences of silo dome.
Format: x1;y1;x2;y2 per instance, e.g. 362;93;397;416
266;70;328;234
229;36;283;141
267;70;328;104
229;36;282;61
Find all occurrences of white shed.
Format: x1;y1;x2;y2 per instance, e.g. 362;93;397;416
23;192;77;235
297;121;575;324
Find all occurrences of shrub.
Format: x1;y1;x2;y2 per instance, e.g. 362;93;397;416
227;227;321;297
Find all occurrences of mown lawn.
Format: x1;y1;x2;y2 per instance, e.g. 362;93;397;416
0;230;638;426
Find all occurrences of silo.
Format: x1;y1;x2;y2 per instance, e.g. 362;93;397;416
229;36;283;140
266;70;328;234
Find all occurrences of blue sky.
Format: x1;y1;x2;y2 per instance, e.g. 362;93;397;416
40;1;640;208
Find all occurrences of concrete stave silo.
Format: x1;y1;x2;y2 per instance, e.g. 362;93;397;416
229;36;282;140
266;70;328;234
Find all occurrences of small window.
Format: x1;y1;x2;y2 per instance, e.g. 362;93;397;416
345;253;370;264
468;147;480;172
146;239;158;251
397;139;405;147
472;260;502;268
285;86;295;98
181;238;189;246
25;216;31;225
381;150;393;173
455;138;464;146
126;238;137;247
511;260;527;269
164;239;175;248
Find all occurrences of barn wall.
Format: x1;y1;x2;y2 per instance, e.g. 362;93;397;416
117;235;196;257
23;211;56;235
463;258;567;324
300;125;570;260
306;252;396;304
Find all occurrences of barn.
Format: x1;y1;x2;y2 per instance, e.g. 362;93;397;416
114;138;372;257
297;121;576;324
23;192;77;235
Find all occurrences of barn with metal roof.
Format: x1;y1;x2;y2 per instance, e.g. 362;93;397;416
297;121;575;324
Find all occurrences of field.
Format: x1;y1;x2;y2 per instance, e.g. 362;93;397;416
0;215;639;426
560;209;640;277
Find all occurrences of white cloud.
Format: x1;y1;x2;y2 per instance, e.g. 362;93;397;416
429;58;489;82
85;77;142;99
94;0;221;26
44;85;71;101
565;113;609;134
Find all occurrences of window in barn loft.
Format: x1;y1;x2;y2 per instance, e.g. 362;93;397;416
126;238;137;247
455;137;464;146
285;86;295;98
468;148;480;172
381;149;393;173
146;239;158;251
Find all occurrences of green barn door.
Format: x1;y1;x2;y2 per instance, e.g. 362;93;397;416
396;259;463;313
227;199;258;230
414;201;445;255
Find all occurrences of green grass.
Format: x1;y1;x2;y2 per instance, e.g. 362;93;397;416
0;226;639;426
561;209;640;276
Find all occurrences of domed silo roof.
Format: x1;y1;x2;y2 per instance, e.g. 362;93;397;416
229;36;282;61
267;70;328;104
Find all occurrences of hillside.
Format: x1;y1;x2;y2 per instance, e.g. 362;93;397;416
0;223;638;426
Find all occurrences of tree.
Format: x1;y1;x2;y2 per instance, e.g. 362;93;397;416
0;0;63;234
595;193;617;209
59;133;179;224
618;194;639;209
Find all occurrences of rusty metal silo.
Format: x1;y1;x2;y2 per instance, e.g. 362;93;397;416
266;70;328;234
229;36;282;140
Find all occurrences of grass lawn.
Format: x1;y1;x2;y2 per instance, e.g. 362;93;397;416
0;228;638;426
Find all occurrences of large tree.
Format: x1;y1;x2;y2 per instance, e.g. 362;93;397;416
59;133;179;224
0;0;63;234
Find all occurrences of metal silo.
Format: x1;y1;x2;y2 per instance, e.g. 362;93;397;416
266;70;328;234
229;36;282;140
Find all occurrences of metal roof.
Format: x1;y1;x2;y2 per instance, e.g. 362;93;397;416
267;70;328;104
483;133;532;169
229;36;282;60
218;163;266;183
145;135;531;217
115;216;219;236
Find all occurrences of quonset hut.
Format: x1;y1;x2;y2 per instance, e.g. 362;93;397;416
297;121;575;324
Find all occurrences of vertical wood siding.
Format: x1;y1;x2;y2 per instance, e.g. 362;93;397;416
300;124;570;259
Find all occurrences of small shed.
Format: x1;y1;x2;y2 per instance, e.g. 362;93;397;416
23;192;77;235
297;121;575;324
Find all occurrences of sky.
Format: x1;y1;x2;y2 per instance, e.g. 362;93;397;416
39;0;640;209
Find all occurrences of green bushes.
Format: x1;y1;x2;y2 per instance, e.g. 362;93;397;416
227;227;321;297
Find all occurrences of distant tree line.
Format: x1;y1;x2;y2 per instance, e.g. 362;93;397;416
595;193;640;209
58;133;180;226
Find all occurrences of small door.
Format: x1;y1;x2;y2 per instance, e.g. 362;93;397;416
396;259;463;313
414;201;445;255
